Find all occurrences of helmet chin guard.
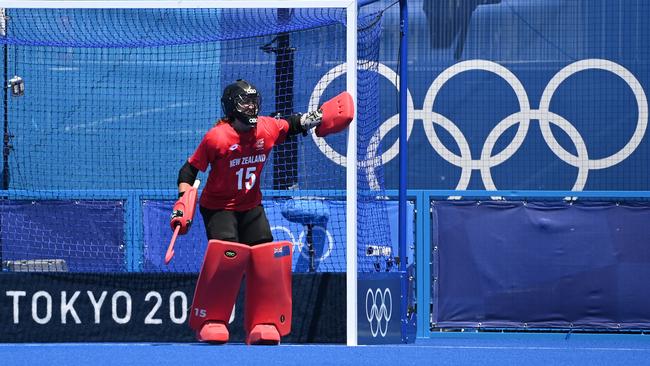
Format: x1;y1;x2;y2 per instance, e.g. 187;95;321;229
221;79;261;126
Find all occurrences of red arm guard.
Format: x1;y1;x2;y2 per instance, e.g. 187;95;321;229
170;180;200;235
315;91;354;137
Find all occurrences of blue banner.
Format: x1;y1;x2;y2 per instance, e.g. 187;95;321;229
431;200;650;329
0;272;345;343
376;0;650;190
1;201;124;272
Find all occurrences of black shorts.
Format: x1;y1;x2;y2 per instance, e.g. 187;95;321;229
199;205;273;246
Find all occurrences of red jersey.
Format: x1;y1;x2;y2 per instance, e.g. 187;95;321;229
188;116;290;210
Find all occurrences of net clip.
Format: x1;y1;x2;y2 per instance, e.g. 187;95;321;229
8;75;24;97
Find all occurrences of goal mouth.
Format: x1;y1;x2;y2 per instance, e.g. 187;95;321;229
0;1;404;346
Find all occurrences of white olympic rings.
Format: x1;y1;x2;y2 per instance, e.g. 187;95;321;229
309;59;648;191
270;225;334;262
365;287;392;338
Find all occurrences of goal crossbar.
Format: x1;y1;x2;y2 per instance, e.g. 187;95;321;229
0;0;356;9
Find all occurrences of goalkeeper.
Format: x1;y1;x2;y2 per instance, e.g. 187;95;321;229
170;79;353;345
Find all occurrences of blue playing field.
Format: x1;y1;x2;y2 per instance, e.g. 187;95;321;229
1;333;649;366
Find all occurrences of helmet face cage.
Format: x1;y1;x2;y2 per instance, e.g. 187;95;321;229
221;79;261;126
234;93;260;117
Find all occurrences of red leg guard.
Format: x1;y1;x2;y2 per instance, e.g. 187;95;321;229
244;241;292;344
189;240;251;339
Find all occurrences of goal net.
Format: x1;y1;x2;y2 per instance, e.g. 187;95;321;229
0;0;393;344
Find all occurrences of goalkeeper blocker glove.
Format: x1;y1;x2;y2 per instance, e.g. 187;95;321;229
315;91;354;137
299;91;354;136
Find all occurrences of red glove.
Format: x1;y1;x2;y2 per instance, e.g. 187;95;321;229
170;182;199;235
315;91;354;137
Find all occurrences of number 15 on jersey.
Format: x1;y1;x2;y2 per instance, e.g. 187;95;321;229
235;167;257;190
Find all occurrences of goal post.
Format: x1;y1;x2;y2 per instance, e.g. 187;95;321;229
344;1;359;347
0;0;395;346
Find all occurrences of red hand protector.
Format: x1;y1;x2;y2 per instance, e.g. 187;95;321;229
170;181;200;235
166;180;200;264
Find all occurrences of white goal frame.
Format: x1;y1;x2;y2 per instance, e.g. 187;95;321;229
0;0;359;346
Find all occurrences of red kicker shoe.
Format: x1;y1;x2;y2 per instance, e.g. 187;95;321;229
246;324;281;345
197;321;229;344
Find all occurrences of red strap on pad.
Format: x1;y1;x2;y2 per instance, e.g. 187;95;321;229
315;91;354;137
189;240;251;331
244;241;293;336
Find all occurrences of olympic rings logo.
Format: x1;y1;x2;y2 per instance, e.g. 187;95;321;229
270;225;334;262
309;59;648;191
365;287;392;338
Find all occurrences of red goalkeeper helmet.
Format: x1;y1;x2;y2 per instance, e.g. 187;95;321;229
221;79;261;126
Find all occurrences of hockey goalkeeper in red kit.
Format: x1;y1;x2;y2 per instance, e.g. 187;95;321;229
166;79;353;345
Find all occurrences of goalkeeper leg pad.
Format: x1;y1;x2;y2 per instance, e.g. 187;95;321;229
315;91;354;137
244;241;293;345
189;240;251;342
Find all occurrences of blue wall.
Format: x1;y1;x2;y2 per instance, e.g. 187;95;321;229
377;0;650;191
6;2;649;193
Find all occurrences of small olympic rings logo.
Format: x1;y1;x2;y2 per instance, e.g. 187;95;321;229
365;287;392;338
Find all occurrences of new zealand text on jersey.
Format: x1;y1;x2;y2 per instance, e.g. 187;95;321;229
229;154;266;168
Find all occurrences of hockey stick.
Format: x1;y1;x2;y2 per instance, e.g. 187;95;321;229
165;179;200;265
165;225;181;265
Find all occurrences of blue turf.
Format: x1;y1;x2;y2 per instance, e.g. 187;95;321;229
2;333;650;366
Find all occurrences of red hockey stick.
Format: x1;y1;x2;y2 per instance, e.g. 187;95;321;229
165;225;181;265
